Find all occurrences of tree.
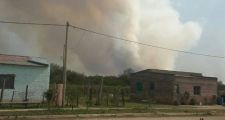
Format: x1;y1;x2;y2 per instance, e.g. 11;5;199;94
123;68;135;75
218;81;225;91
50;64;63;84
43;89;53;109
66;87;79;110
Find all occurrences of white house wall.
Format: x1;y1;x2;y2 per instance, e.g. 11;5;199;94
0;64;50;102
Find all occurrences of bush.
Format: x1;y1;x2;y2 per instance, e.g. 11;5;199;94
204;97;208;105
43;89;53;109
43;89;53;103
180;91;190;105
173;100;180;106
210;95;217;105
189;98;197;105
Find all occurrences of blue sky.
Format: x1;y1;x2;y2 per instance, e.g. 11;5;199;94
171;0;225;53
171;0;225;82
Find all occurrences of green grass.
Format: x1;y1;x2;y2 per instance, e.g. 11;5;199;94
125;102;175;108
0;107;225;116
0;103;47;109
1;101;225;117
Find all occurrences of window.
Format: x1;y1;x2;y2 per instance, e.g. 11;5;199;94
0;74;15;89
193;86;201;95
136;82;143;92
149;82;155;91
175;84;180;94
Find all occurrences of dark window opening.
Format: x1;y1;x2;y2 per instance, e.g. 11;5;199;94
193;86;201;95
0;74;15;89
136;81;143;92
149;82;155;91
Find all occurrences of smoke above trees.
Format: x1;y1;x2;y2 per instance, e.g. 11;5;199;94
0;0;201;75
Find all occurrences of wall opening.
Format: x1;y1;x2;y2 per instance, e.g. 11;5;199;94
0;74;15;89
149;82;155;91
193;86;201;95
136;81;143;92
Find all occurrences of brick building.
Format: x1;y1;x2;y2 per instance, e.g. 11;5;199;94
130;69;217;105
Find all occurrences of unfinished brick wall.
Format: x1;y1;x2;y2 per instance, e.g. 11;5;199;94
130;70;218;105
130;71;174;104
174;76;217;105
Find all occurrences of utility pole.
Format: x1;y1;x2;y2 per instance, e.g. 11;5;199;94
62;21;69;107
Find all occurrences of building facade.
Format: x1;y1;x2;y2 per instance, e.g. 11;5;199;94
130;69;217;105
0;54;50;103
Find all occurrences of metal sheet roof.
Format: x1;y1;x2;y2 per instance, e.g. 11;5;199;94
132;69;217;79
0;54;49;67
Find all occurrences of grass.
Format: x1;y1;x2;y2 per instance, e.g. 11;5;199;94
0;103;47;109
0;101;225;117
0;106;225;116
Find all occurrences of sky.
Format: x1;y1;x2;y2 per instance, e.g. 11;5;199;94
0;0;224;82
171;0;225;82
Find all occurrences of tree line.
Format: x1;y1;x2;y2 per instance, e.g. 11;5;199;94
50;64;133;87
48;64;134;107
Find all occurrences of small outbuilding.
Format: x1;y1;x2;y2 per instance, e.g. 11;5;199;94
0;54;50;103
130;69;218;105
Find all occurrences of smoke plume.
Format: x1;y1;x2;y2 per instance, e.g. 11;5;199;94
0;0;202;75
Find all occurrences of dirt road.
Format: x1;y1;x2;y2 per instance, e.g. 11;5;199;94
76;116;225;120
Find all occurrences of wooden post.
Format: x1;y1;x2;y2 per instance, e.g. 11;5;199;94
11;91;15;102
106;93;109;106
0;79;5;103
24;85;29;101
10;91;15;108
98;78;104;105
76;95;79;107
62;22;69;107
121;89;125;107
89;88;93;106
24;85;29;108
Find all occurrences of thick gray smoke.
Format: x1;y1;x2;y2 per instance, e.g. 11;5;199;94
0;0;202;75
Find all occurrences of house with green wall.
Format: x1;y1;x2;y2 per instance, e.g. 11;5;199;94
0;54;50;103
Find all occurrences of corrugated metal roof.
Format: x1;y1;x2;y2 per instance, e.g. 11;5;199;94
133;69;217;80
0;54;49;67
133;69;203;77
146;69;203;77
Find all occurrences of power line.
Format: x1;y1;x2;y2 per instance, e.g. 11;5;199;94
0;20;224;59
0;20;65;27
70;25;225;59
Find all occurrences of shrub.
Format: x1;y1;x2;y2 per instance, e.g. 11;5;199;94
210;95;217;105
204;97;208;105
180;91;190;105
189;98;197;105
173;100;180;106
43;89;53;109
44;89;53;103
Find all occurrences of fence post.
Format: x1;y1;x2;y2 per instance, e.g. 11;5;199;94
76;95;79;107
25;85;29;101
24;85;29;108
0;79;6;103
121;89;125;107
97;78;104;105
106;93;109;106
